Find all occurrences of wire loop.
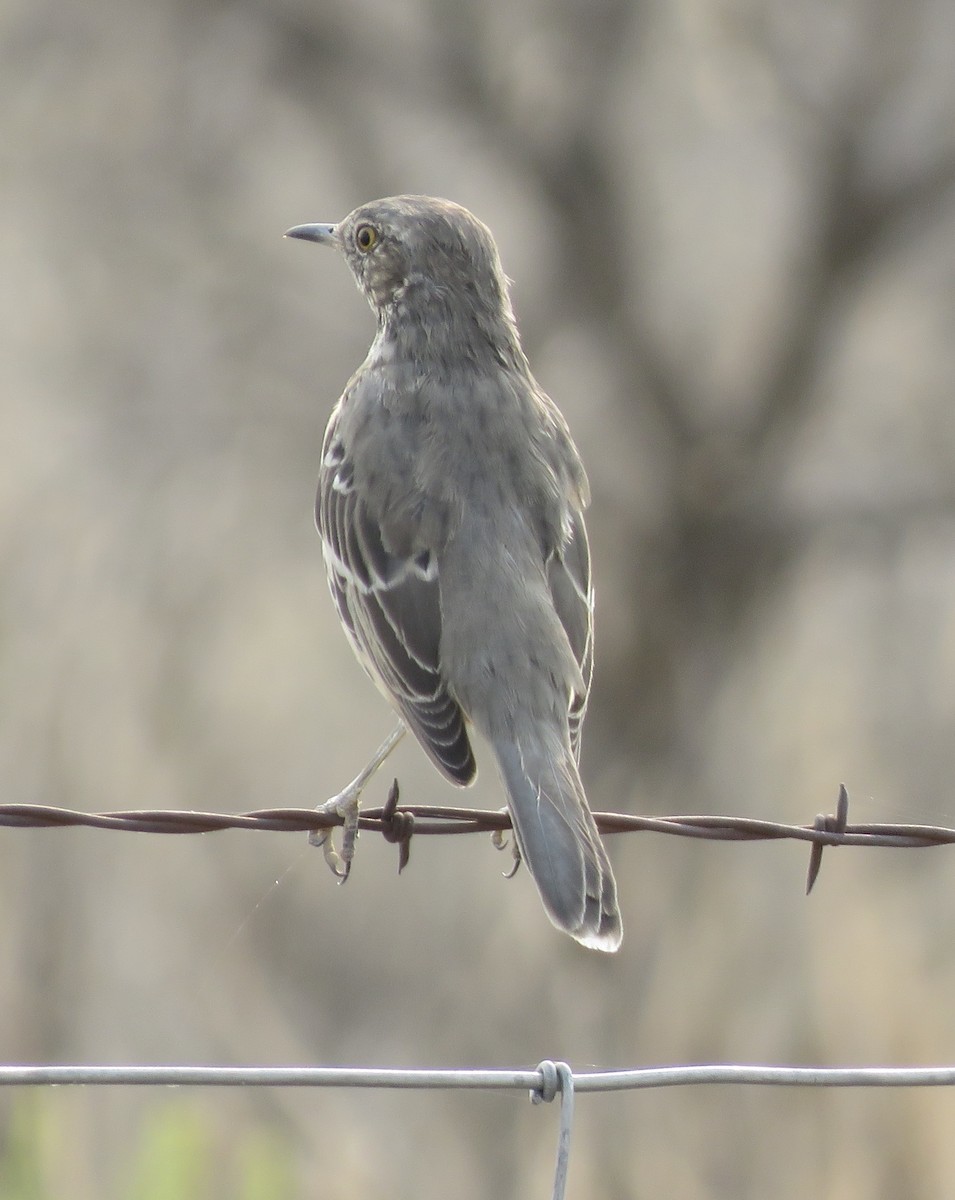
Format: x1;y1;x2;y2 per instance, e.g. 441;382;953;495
532;1061;576;1200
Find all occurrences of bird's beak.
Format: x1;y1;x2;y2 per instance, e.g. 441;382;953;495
285;223;338;246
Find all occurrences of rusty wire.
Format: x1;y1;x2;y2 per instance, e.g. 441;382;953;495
0;784;948;892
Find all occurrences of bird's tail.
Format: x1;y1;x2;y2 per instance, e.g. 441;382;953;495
492;724;622;952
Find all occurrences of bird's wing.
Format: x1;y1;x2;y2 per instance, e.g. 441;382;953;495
546;505;594;761
317;424;476;787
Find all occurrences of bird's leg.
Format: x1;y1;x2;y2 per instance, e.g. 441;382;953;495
311;723;406;879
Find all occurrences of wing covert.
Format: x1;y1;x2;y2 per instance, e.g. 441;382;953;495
317;424;476;786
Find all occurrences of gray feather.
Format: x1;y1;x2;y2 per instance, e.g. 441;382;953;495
493;727;621;952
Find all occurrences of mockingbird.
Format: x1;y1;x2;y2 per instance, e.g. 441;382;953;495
287;195;621;951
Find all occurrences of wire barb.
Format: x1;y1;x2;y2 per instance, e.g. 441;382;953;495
379;779;414;873
806;783;850;894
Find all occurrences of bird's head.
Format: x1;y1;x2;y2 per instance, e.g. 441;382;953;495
287;195;513;323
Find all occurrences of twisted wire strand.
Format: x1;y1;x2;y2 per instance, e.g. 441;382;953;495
0;786;945;892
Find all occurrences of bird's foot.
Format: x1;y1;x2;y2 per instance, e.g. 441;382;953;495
491;808;522;879
310;785;362;881
310;724;407;880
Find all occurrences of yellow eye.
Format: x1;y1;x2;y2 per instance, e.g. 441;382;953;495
355;224;378;252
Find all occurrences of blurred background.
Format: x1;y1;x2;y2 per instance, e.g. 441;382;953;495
3;0;955;1195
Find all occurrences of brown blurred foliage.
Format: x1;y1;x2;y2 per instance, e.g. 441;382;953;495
3;0;955;1194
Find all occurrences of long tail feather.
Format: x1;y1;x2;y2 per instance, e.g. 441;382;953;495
492;726;621;952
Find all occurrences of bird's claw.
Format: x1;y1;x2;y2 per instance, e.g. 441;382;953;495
310;790;361;882
491;809;522;878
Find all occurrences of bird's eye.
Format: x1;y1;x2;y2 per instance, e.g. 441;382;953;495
355;224;378;252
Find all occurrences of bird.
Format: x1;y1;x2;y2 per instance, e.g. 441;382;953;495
286;195;621;951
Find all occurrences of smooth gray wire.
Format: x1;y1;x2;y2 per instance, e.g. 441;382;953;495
2;1063;955;1089
6;1059;954;1200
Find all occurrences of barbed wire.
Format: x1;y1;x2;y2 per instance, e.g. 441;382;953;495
0;784;947;891
5;785;955;1197
4;1060;955;1200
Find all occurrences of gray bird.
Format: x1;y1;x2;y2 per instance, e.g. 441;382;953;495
287;195;621;951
